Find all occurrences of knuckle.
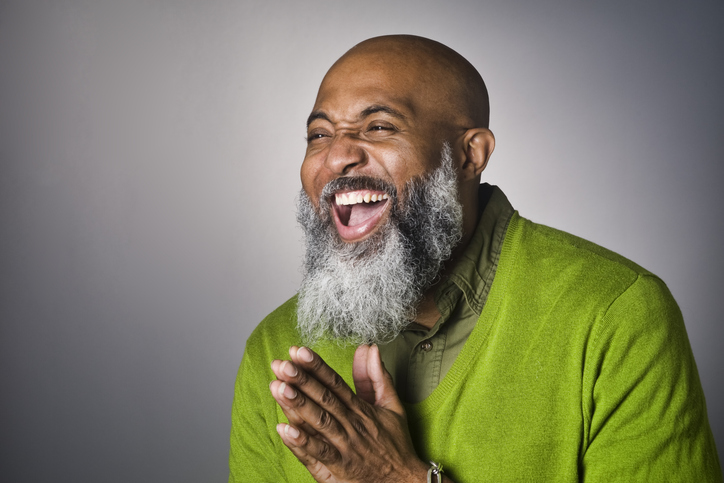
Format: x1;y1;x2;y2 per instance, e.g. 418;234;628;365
349;415;368;436
294;394;308;408
317;441;338;462
329;372;345;390
355;400;375;419
317;409;333;430
296;430;309;446
309;356;325;373
320;388;336;406
294;369;308;385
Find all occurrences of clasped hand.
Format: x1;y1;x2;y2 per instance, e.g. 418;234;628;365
270;344;429;483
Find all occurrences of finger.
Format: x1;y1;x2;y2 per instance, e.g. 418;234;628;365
353;345;376;404
271;360;308;430
271;359;354;436
277;423;341;465
368;344;404;415
289;346;358;405
271;358;351;424
269;379;320;437
270;375;349;445
275;352;374;441
276;424;338;482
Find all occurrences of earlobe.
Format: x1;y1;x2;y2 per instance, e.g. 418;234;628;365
460;128;495;180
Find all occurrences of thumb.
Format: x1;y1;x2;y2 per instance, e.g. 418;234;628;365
368;344;404;415
353;344;375;404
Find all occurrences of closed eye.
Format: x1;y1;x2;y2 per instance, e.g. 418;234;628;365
306;130;331;143
366;122;397;135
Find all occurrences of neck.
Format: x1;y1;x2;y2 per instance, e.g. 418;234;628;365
414;291;442;329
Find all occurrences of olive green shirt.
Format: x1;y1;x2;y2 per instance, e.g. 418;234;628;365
379;183;515;403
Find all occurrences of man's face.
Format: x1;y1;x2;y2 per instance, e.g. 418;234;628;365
294;46;486;344
300;54;455;243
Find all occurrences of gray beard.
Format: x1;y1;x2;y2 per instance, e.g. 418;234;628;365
295;143;463;346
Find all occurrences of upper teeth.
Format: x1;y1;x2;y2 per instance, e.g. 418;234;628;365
335;192;389;206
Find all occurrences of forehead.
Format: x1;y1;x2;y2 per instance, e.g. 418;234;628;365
311;54;431;123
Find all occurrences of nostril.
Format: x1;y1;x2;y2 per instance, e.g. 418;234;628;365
325;135;367;175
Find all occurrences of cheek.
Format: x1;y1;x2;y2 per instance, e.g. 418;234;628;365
380;144;437;185
300;156;326;203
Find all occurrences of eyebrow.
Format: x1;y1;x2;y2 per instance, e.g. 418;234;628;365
306;104;407;129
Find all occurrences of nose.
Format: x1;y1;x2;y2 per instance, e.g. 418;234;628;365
324;132;367;176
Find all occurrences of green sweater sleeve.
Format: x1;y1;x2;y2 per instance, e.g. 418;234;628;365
228;297;356;483
229;336;288;483
228;297;310;483
581;274;721;481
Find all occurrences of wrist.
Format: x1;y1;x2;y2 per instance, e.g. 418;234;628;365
405;458;431;483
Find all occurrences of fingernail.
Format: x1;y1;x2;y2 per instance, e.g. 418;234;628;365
284;424;300;439
276;424;284;436
281;361;297;377
278;382;297;399
298;347;313;362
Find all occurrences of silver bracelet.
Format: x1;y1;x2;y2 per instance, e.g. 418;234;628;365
427;460;443;483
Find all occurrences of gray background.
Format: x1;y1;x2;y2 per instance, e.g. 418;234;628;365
1;1;722;481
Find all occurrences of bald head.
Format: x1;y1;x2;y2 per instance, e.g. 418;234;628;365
302;35;496;259
323;35;490;128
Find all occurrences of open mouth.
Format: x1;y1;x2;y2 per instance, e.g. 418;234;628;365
332;189;390;241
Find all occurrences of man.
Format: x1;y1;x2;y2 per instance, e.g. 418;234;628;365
229;35;721;482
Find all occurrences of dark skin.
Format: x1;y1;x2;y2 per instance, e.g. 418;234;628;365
271;345;425;482
271;35;495;482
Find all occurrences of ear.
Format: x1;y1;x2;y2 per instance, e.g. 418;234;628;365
460;128;495;181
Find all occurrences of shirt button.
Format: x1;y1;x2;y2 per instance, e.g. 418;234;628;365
420;340;433;352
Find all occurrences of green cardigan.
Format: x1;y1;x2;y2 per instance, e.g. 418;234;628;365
229;213;721;482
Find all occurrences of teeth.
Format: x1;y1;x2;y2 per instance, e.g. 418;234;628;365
335;192;388;206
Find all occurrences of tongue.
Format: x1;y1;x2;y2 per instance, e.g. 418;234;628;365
348;201;387;226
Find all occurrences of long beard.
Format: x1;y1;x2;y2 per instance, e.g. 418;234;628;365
295;143;463;346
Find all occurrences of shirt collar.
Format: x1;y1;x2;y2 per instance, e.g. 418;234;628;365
434;183;515;320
